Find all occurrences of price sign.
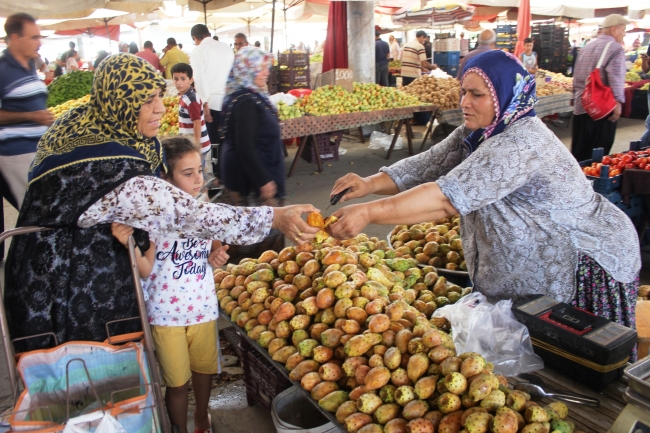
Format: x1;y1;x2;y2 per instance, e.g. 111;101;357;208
320;68;354;92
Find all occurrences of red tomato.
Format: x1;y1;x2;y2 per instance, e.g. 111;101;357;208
625;163;635;170
621;154;633;164
611;158;620;165
640;163;647;170
610;169;621;177
602;156;612;165
646;165;650;171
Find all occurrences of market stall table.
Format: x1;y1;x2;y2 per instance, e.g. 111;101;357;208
220;311;627;433
281;105;437;177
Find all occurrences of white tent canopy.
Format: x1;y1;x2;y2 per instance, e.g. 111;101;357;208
0;0;162;20
469;0;649;19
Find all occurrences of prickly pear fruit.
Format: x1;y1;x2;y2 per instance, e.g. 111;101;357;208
357;393;384;415
550;419;573;433
384;347;402;370
373;403;401;425
461;355;486;378
424;411;444;430
521;423;550;433
384;418;408;433
358;424;384;433
391;368;413;387
545;407;561;422
440;357;463;376
365;366;392;391
438;392;462;414
506;390;529;412
525;406;550;423
336;400;359;423
402;400;430;420
395;386;416;406
491;407;519;433
479;390;505;412
380;384;398;403
414;376;438;400
407;352;430;383
461;407;488;425
345;412;373;433
461;393;478;409
438;411;463;433
464;412;492;433
445;372;468;395
547;402;568;419
469;377;493;402
319;390;349;412
343;357;369;377
406;418;434;433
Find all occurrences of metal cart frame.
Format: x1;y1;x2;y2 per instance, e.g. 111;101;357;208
0;226;171;433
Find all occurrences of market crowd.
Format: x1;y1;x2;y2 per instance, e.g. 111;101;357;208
0;10;647;433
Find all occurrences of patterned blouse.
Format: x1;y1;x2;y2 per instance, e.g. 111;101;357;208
78;176;273;245
380;116;641;303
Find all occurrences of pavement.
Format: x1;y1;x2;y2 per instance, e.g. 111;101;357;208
0;116;648;432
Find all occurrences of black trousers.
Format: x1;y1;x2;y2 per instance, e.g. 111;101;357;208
206;109;223;177
402;76;417;86
571;113;617;162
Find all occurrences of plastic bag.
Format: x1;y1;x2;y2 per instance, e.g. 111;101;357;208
269;93;298;107
62;412;127;433
429;68;451;79
432;292;544;376
368;131;402;151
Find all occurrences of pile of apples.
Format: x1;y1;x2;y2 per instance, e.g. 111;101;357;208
214;227;579;433
582;150;650;178
159;96;180;137
48;94;91;119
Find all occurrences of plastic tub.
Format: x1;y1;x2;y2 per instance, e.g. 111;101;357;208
271;387;338;433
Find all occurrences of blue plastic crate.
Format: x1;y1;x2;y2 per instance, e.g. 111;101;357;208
434;51;460;66
601;190;644;224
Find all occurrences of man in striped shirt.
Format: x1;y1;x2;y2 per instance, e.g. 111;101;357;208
401;30;437;86
571;14;628;162
171;64;211;162
0;13;52;209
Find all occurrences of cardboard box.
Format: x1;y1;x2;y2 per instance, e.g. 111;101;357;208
320;68;354;92
434;39;460;52
637;299;650;339
640;338;650;359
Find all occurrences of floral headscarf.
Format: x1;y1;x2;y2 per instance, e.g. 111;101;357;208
225;46;275;110
460;50;538;155
32;54;167;175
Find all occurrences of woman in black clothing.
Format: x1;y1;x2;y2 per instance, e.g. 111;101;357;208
219;46;285;206
93;50;109;69
218;47;286;262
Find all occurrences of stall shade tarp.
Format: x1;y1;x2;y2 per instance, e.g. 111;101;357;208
55;24;121;41
322;1;348;74
514;0;531;58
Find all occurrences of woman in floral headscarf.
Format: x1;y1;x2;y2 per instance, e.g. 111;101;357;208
5;54;318;351
219;46;284;204
327;51;640;344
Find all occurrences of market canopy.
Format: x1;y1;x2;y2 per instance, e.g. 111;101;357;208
467;0;649;19
54;24;122;41
390;1;476;26
0;0;162;20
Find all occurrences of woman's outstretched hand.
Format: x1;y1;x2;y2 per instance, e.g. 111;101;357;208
330;173;374;204
328;203;372;240
272;204;321;245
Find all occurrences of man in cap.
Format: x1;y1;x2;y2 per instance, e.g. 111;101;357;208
571;14;629;162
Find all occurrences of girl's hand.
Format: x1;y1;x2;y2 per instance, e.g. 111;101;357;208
111;222;134;247
209;245;230;268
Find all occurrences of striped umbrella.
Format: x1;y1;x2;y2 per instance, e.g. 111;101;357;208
391;1;475;27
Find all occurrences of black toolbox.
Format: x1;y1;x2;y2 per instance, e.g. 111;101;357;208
512;295;637;390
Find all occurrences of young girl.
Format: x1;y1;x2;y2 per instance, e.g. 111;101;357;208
112;137;229;433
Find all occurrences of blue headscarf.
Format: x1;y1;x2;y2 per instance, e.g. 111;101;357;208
460;50;538;155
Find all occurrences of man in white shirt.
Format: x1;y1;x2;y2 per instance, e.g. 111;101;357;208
190;24;235;177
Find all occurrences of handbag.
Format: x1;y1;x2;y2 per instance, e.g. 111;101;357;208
582;41;618;120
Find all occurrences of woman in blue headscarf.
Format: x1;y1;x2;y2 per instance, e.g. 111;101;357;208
327;51;640;336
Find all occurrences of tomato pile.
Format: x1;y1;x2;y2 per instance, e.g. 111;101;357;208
582;150;650;177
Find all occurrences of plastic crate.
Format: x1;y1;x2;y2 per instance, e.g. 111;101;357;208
496;25;516;33
240;337;292;413
279;68;309;82
301;131;343;164
601;190;644;223
278;51;309;67
433;51;460;66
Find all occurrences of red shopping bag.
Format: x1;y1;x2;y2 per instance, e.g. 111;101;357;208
582;41;617;120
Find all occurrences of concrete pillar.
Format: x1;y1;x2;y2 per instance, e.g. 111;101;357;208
347;1;375;84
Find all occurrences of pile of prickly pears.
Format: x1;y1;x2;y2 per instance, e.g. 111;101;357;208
214;234;579;433
389;216;466;272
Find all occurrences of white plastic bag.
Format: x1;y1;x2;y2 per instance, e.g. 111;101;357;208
429;68;451;79
269;93;297;107
63;413;128;433
432;292;544;376
368;131;402;151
